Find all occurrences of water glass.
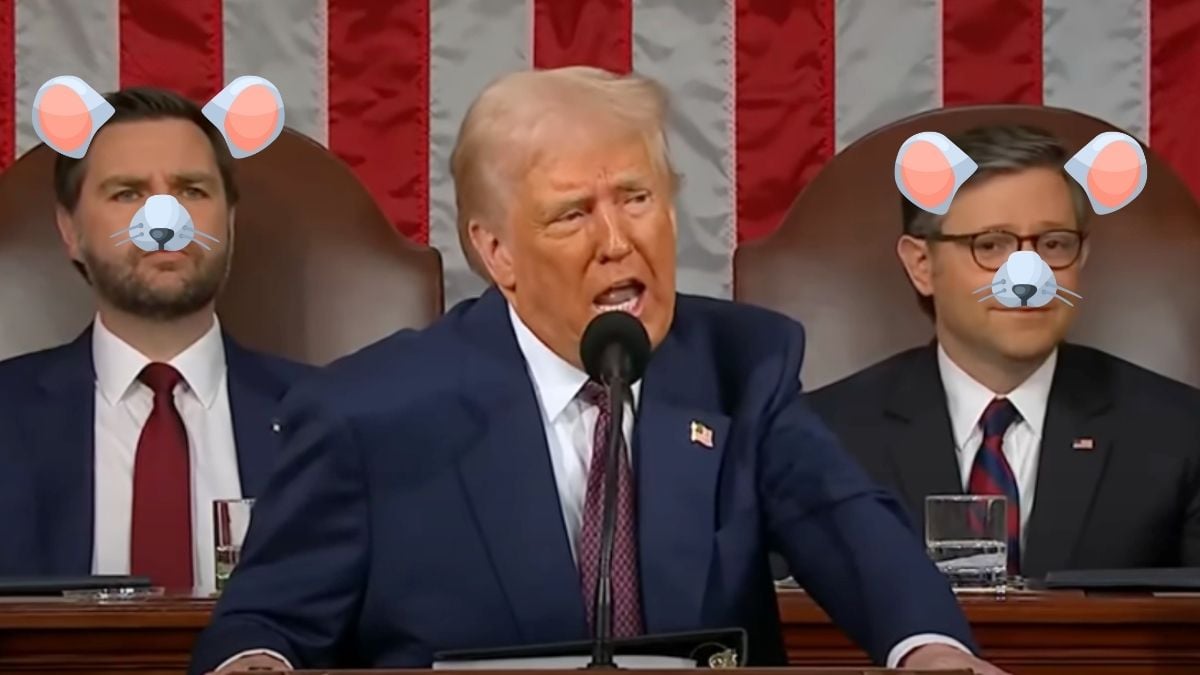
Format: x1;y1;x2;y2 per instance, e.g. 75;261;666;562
925;495;1007;592
213;498;254;592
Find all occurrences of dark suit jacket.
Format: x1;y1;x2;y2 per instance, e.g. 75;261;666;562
188;288;973;673
0;325;312;576
806;343;1200;578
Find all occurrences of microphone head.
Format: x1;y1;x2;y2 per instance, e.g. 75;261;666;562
580;311;652;384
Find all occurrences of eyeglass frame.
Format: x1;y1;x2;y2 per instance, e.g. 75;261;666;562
919;228;1088;271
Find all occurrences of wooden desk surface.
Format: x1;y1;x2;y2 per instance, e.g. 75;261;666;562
241;671;968;675
0;590;1196;674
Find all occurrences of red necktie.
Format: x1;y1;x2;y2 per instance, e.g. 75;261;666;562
577;381;643;637
130;363;193;589
967;397;1022;575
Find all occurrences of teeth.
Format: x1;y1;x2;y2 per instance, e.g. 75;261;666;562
596;296;639;313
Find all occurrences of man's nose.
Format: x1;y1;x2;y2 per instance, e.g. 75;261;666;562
596;207;633;260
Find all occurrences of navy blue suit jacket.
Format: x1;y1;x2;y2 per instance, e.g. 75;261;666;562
0;326;312;576
189;288;974;672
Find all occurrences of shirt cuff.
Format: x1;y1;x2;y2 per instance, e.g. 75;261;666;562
887;633;974;668
215;649;293;672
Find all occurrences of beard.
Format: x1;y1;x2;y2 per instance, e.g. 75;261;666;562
79;242;231;321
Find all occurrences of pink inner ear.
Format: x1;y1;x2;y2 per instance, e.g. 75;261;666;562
1087;141;1142;208
223;84;280;152
37;84;92;152
900;140;954;207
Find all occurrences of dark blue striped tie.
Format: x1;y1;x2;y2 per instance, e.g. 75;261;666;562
967;397;1022;575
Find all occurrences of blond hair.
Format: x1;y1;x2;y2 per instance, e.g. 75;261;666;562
449;66;677;278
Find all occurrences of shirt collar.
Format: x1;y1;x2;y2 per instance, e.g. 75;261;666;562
937;342;1057;448
508;304;642;423
92;313;226;409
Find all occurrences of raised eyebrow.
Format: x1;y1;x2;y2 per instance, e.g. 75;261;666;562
614;179;651;193
172;172;219;187
97;176;149;192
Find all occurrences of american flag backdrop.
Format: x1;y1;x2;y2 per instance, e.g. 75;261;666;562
1;0;1199;308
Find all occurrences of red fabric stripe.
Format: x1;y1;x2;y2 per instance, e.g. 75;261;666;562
735;0;835;242
119;0;223;103
327;0;429;243
532;0;632;73
942;0;1043;106
0;0;13;171
1150;0;1200;201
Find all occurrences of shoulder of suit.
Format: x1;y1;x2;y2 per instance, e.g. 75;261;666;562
0;341;78;390
675;294;805;344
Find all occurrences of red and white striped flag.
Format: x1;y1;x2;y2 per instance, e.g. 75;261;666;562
2;0;1198;308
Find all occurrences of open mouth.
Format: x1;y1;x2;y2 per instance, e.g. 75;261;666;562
593;279;646;316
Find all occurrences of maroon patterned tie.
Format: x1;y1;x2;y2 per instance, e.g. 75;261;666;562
577;381;644;637
967;397;1022;575
130;363;193;590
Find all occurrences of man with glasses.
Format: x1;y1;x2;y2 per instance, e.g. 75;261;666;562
806;124;1200;578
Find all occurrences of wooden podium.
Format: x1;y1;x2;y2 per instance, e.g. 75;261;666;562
1;589;1198;674
231;671;972;674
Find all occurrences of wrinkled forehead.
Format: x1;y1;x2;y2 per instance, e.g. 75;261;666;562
83;119;219;180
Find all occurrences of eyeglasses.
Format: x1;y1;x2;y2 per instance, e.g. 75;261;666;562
924;229;1086;271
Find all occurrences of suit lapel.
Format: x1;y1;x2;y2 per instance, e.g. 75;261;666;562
1022;346;1114;577
454;290;588;643
24;329;96;574
223;336;285;497
883;346;963;529
635;329;729;632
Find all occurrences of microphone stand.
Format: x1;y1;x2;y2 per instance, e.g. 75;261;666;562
586;367;630;669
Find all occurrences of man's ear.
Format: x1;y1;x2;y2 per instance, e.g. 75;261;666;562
896;234;935;298
468;220;514;289
55;205;84;263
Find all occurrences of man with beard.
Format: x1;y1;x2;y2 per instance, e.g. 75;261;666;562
0;87;312;595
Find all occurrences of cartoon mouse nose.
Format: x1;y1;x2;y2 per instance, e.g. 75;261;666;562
1012;283;1037;305
149;228;174;248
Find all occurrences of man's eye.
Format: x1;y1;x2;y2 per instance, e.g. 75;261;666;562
112;189;139;202
558;210;585;223
181;187;208;199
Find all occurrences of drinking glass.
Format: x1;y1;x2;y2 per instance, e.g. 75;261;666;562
925;495;1007;592
213;498;254;593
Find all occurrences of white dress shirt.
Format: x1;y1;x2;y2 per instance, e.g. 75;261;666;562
509;305;640;559
937;344;1057;553
91;313;243;595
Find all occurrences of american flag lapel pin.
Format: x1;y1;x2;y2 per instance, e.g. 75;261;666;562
690;420;714;448
1072;437;1094;451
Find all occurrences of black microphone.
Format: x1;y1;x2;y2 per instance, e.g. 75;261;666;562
578;310;651;669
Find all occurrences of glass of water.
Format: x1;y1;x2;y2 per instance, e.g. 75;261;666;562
925;495;1007;592
213;498;254;593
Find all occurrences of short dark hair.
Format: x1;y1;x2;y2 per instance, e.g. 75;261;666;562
54;86;239;212
899;124;1090;317
52;87;239;281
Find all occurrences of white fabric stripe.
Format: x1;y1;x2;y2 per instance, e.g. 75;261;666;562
223;0;328;146
1043;0;1148;142
429;0;531;308
834;0;941;152
633;0;736;299
14;0;119;157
